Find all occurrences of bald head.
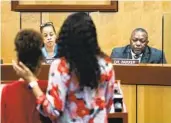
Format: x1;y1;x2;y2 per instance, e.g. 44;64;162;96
131;28;148;39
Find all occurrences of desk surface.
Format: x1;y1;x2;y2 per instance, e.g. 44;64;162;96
1;64;171;85
108;112;128;123
113;64;171;85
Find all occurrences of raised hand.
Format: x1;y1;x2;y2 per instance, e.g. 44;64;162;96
12;60;37;83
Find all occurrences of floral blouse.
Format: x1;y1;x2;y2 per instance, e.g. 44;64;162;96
36;56;115;123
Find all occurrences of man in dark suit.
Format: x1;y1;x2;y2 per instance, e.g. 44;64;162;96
110;28;167;63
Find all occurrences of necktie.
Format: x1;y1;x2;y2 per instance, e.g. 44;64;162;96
134;54;140;59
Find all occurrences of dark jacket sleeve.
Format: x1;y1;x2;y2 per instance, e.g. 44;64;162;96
110;48;122;59
148;47;167;64
110;49;115;58
160;51;167;64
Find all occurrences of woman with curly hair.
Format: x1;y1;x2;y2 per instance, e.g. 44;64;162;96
12;12;115;123
1;29;51;123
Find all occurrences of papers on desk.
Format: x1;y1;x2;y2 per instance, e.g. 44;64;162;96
112;58;139;65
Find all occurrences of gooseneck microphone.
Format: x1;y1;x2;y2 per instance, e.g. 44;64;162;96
134;54;140;59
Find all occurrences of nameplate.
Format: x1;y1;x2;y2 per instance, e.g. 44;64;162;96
45;58;55;64
112;58;140;65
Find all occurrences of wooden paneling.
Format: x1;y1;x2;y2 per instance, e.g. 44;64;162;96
138;85;171;123
1;64;171;85
1;64;49;82
1;2;171;123
20;0;111;5
163;13;171;64
2;1;171;63
114;64;171;85
1;64;171;123
121;85;136;123
1;1;20;63
108;112;128;123
11;1;118;12
21;12;41;31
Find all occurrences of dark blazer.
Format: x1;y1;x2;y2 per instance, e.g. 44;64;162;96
110;45;167;64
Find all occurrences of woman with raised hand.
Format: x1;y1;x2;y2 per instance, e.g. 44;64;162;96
1;29;51;123
13;12;115;123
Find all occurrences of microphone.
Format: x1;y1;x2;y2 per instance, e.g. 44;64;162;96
113;83;123;112
134;54;140;59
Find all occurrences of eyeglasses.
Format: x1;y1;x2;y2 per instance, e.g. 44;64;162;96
40;22;53;28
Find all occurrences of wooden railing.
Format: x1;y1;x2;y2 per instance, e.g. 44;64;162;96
1;64;129;123
1;64;171;85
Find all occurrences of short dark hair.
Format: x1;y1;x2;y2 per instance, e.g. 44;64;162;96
131;28;148;38
14;29;43;73
40;22;56;34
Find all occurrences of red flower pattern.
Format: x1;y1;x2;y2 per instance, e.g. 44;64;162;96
106;98;113;109
76;100;90;117
58;57;69;74
100;74;107;82
49;84;63;111
101;71;112;82
106;70;113;81
89;118;94;123
68;92;77;102
104;56;112;63
36;57;115;122
95;98;106;110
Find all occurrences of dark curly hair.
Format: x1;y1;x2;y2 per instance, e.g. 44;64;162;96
14;29;43;73
57;12;106;89
15;29;52;123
